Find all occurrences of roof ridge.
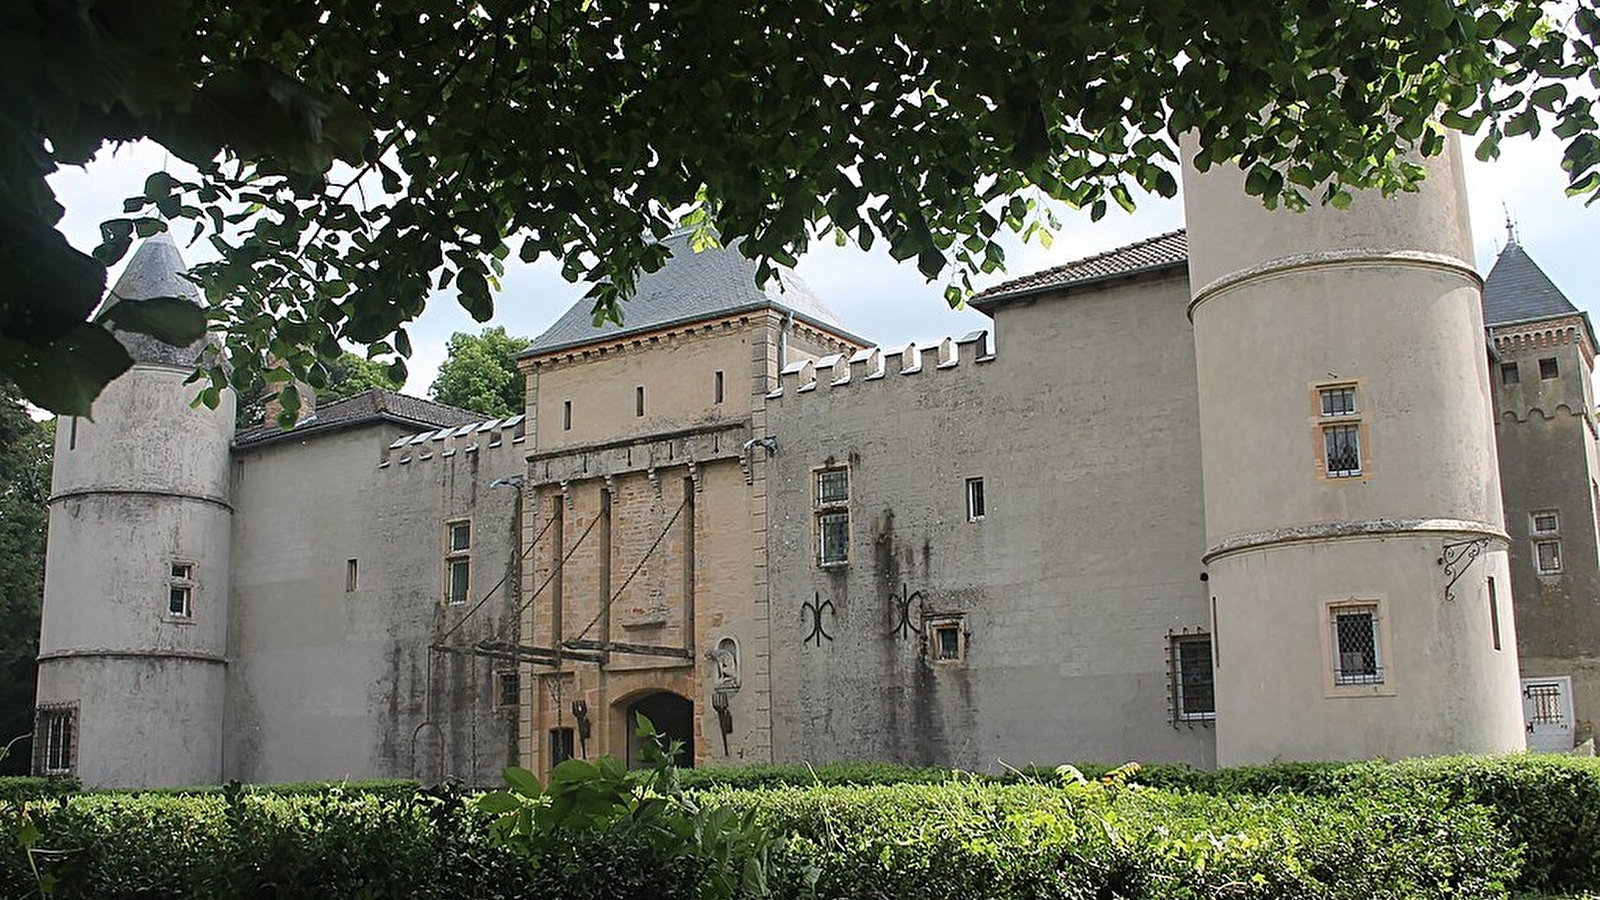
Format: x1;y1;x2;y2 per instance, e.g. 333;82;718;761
973;228;1189;304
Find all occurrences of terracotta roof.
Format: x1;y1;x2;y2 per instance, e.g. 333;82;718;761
971;230;1188;311
1482;241;1580;326
234;389;482;448
524;231;865;356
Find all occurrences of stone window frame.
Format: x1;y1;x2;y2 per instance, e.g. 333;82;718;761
1310;379;1370;483
1531;509;1562;576
1168;631;1216;724
1540;356;1560;380
926;615;966;665
167;560;196;621
444;518;472;605
1320;597;1396;698
33;703;78;776
814;465;851;567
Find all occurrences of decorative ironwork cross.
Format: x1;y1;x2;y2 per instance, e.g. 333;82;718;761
802;592;835;647
886;583;925;640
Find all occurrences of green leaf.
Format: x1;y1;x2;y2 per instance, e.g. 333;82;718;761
0;325;134;416
475;791;523;814
100;297;208;346
503;766;543;797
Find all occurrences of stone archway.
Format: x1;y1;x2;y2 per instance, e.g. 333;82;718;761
621;691;695;769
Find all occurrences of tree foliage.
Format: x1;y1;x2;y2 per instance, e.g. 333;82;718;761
234;350;403;428
0;382;51;774
429;327;530;418
5;0;1600;415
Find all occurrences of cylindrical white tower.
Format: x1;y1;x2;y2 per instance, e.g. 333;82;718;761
33;235;234;787
1183;136;1526;764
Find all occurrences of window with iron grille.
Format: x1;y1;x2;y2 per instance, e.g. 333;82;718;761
1540;357;1559;379
168;562;195;618
1501;362;1520;385
1316;384;1365;479
445;520;471;604
1536;539;1563;575
1170;634;1215;721
497;670;520;708
33;705;77;776
928;618;965;664
815;467;850;566
1525;682;1565;725
965;477;986;522
1531;510;1559;535
1332;606;1383;685
1322;424;1362;477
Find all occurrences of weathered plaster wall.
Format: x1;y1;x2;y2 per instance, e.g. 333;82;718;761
765;271;1215;771
227;421;523;785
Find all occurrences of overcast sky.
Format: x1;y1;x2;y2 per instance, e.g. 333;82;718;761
48;132;1598;398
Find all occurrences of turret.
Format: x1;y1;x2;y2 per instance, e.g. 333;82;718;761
33;235;234;786
1182;136;1526;763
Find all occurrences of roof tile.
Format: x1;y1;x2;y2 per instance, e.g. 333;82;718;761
972;230;1188;309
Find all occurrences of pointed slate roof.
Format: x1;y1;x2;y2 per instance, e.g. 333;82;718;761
98;233;213;366
234;388;483;448
524;232;866;357
1481;241;1581;326
972;230;1189;312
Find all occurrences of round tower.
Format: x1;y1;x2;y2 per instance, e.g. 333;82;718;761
1182;136;1526;764
33;234;234;787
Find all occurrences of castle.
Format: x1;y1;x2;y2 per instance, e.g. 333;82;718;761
32;142;1598;786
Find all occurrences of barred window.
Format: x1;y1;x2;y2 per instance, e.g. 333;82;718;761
1320;386;1357;417
929;618;966;664
33;705;77;776
1536;540;1563;575
1323;424;1362;478
1532;510;1562;575
815;467;850;566
1332;606;1383;685
965;477;986;522
1170;634;1215;721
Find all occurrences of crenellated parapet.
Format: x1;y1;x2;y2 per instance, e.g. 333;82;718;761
766;330;995;400
1491;315;1595;360
379;414;527;468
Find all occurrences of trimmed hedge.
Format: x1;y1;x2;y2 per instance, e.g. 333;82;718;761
0;777;79;803
0;780;1517;900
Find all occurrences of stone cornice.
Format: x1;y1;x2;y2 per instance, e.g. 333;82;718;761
1204;517;1508;564
1189;248;1480;320
37;648;227;665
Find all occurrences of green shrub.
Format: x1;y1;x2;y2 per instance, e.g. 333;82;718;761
0;777;79;803
0;777;1522;900
677;761;959;790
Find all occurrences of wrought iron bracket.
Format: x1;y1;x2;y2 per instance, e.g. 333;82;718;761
1439;537;1490;603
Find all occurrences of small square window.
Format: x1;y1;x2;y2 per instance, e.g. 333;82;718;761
449;522;471;552
1531;511;1559;535
1500;362;1520;385
1322;424;1362;477
1540;357;1559;380
1536;539;1563;575
498;671;520;707
170;563;192;580
1319;386;1357;417
929;619;965;663
1332;606;1383;685
817;469;850;505
966;477;986;522
1170;634;1215;721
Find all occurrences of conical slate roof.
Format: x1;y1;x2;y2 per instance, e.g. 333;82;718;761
524;232;865;356
1482;241;1580;326
98;233;213;366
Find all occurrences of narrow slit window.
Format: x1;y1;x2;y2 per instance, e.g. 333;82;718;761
346;559;359;593
445;520;471;604
636;386;645;417
965;477;985;522
1488;576;1502;651
68;417;78;450
714;370;725;404
562;400;572;431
